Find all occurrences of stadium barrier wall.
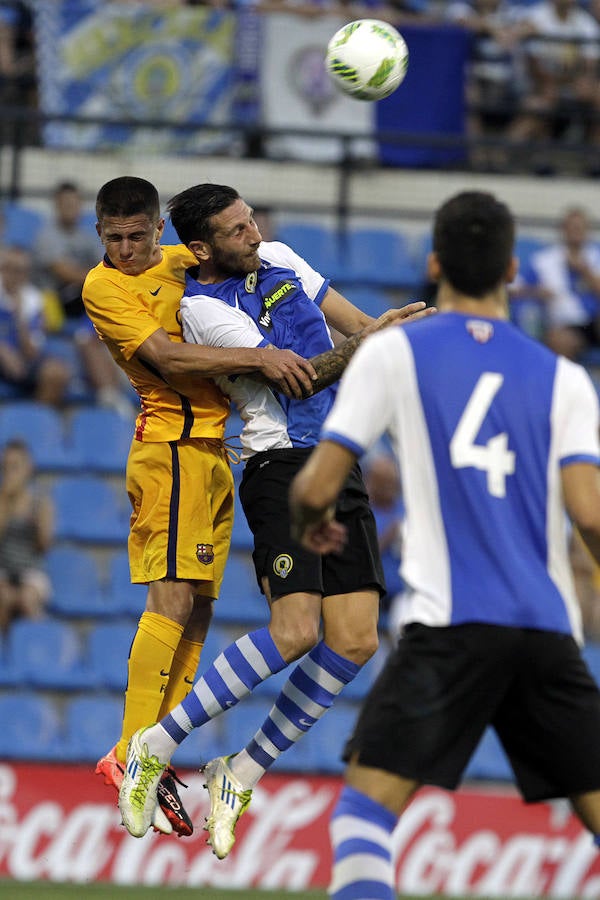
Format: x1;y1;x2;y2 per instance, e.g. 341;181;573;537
1;763;600;896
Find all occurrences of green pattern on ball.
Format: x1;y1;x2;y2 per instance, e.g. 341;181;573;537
367;57;396;89
333;21;362;47
329;58;360;83
370;23;399;46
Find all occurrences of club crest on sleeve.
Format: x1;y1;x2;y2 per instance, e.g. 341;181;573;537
273;554;293;579
196;543;215;565
466;319;494;343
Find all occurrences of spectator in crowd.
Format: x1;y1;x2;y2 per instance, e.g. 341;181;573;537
0;439;53;632
517;207;600;360
508;0;600;168
0;1;36;124
0;244;70;407
363;451;405;619
37;181;134;416
445;0;532;170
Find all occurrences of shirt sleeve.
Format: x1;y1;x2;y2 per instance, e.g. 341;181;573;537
321;328;403;456
554;356;600;466
83;272;162;361
181;295;268;349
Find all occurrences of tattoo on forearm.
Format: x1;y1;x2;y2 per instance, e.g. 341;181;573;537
309;331;363;392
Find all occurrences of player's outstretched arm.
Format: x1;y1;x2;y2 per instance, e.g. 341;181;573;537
136;327;317;399
308;300;434;393
563;463;600;565
289;441;355;554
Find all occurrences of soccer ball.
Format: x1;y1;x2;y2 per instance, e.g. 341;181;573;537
325;19;408;101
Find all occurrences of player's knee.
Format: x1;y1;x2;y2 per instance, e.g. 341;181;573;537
270;616;320;662
331;628;379;667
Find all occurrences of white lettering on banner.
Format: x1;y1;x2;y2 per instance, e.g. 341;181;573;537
393;791;600;898
3;763;600;896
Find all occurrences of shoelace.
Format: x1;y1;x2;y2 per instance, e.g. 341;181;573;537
130;750;164;810
165;766;188;789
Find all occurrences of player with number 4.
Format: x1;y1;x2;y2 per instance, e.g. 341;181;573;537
289;191;600;900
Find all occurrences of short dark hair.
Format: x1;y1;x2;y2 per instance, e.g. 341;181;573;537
433;191;514;298
96;176;161;224
54;181;79;196
167;183;240;246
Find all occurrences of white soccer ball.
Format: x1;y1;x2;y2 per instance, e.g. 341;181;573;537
325;19;409;102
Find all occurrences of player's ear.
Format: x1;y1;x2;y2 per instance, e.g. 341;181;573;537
506;255;519;284
426;251;441;282
156;217;165;243
188;240;211;262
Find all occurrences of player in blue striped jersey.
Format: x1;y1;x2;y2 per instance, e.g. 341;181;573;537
290;190;600;900
116;183;432;848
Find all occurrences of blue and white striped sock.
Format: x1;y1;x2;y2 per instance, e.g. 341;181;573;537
329;785;396;899
144;627;286;760
230;641;360;787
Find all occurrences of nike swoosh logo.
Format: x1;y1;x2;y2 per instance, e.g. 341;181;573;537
160;669;170;677
150;287;162;296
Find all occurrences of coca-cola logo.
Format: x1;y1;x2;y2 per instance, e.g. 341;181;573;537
1;763;600;896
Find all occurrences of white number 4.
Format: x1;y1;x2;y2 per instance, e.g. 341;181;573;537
450;373;515;498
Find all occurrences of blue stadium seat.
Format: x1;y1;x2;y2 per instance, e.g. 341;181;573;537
230;497;254;551
108;550;145;617
464;727;513;782
87;621;135;691
69;407;132;474
342;228;420;288
0;401;76;471
583;641;600;687
4;618;92;690
161;216;181;245
52;475;129;544
46;545;117;618
0;692;63;760
216;552;265;624
342;643;387;700
342;286;393;319
62;695;123;762
170;715;223;769
295;700;359;774
3;202;45;250
275;222;342;278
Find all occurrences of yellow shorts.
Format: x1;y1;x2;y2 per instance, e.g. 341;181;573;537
126;437;234;595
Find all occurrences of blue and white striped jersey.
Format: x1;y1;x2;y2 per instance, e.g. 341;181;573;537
180;240;335;456
322;312;600;638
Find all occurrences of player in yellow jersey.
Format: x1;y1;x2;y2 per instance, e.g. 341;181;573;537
83;176;316;836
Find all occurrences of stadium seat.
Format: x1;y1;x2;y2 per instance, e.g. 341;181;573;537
69;407;133;474
62;695;124;762
275;222;342;278
87;621;135;691
108;549;145;617
341;228;420;288
216;553;265;624
46;545;117;618
170;714;223;769
161;216;181;245
51;475;129;544
583;641;600;688
341;285;393;319
464;727;513;782
4;618;92;690
2;202;45;250
295;700;359;774
0;692;63;760
0;401;76;471
342;643;387;700
230;497;254;551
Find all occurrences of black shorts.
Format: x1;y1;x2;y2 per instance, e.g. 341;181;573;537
345;623;600;802
239;446;385;599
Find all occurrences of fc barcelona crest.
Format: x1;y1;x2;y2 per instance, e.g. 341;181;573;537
196;543;214;565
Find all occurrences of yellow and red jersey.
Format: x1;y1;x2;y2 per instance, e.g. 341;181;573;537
83;244;229;442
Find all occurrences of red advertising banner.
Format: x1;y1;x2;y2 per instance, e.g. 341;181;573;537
1;762;600;896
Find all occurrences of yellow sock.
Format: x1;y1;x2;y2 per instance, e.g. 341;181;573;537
116;611;183;763
158;638;203;719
